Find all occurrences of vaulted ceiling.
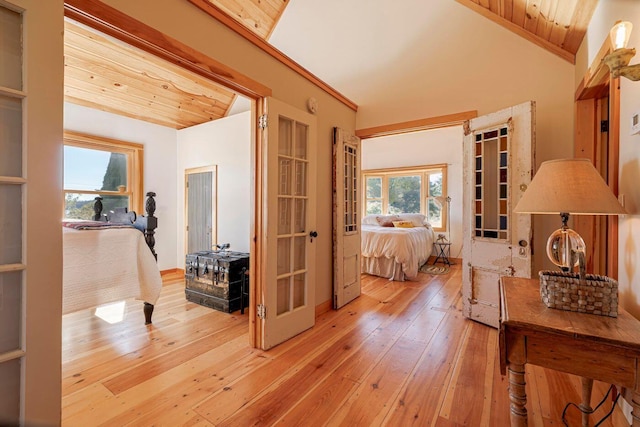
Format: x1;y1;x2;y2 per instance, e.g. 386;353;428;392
63;0;597;129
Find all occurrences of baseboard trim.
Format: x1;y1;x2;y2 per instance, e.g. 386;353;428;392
315;299;333;317
161;268;184;277
161;268;185;285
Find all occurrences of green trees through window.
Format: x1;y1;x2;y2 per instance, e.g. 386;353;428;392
63;132;143;220
363;166;447;231
388;175;420;214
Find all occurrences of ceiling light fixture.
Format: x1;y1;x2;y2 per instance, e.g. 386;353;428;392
603;21;640;81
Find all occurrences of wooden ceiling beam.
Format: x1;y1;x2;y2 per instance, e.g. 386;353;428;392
355;111;478;140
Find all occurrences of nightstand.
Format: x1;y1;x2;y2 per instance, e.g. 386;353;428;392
432;241;451;265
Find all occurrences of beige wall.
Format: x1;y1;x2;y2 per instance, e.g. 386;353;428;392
576;0;640;320
100;0;358;306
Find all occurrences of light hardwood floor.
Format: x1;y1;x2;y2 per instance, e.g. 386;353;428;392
62;264;628;426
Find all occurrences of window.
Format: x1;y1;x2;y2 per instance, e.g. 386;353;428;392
63;132;144;220
363;165;447;231
474;126;509;240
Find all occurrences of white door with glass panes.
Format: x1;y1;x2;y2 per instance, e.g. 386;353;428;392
261;97;317;350
462;101;534;328
333;128;361;309
1;1;63;425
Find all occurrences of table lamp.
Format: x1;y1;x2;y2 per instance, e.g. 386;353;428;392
513;158;626;271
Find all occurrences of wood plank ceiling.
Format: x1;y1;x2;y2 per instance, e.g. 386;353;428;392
64;0;594;129
63;0;288;129
64;20;236;129
455;0;598;64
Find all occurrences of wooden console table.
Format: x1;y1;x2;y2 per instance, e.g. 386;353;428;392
499;276;640;426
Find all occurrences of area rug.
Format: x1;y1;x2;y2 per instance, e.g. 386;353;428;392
420;263;451;275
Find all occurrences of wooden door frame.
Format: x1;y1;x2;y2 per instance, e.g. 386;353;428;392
63;0;272;348
574;37;620;278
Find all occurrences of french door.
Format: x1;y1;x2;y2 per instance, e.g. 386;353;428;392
259;97;317;349
332;127;361;309
0;1;64;424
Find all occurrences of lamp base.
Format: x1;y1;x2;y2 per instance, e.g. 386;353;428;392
546;226;585;270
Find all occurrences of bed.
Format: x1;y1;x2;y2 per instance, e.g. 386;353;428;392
62;192;162;324
361;213;435;281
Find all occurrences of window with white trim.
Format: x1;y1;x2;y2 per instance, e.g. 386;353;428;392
363;165;447;231
63;132;144;219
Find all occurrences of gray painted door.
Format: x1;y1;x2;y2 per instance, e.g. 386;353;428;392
186;167;216;253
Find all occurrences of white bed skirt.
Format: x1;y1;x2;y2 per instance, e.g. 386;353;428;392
362;256;407;281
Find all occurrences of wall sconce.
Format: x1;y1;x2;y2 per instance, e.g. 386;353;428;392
603;21;640;81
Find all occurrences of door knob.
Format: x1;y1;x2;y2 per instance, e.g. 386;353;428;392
309;231;318;242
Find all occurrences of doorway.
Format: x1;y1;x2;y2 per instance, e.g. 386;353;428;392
62;3;269;348
185;166;217;254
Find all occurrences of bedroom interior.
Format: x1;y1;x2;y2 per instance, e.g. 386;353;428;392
4;0;640;425
61;12;255;352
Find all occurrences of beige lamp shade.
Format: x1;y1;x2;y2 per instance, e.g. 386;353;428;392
513;158;626;215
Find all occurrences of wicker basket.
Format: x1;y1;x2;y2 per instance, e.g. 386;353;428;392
539;270;618;317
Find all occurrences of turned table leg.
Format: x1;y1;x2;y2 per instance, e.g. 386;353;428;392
508;363;528;426
579;377;593;427
632;390;640;427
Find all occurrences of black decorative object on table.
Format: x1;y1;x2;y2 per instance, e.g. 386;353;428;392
185;248;250;313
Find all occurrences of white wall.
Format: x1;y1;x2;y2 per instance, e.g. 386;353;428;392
176;111;252;266
63;103;178;271
362;126;464;258
577;1;640;320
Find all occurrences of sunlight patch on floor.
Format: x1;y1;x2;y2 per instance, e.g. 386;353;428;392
94;300;126;324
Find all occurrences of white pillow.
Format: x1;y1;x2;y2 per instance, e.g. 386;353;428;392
362;214;380;225
397;213;427;227
376;215;398;227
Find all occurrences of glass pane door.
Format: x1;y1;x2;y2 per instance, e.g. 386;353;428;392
0;4;24;425
262;97;316;350
474;126;510;240
276;117;309;315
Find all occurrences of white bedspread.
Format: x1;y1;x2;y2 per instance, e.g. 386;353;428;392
361;225;434;280
62;227;162;314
